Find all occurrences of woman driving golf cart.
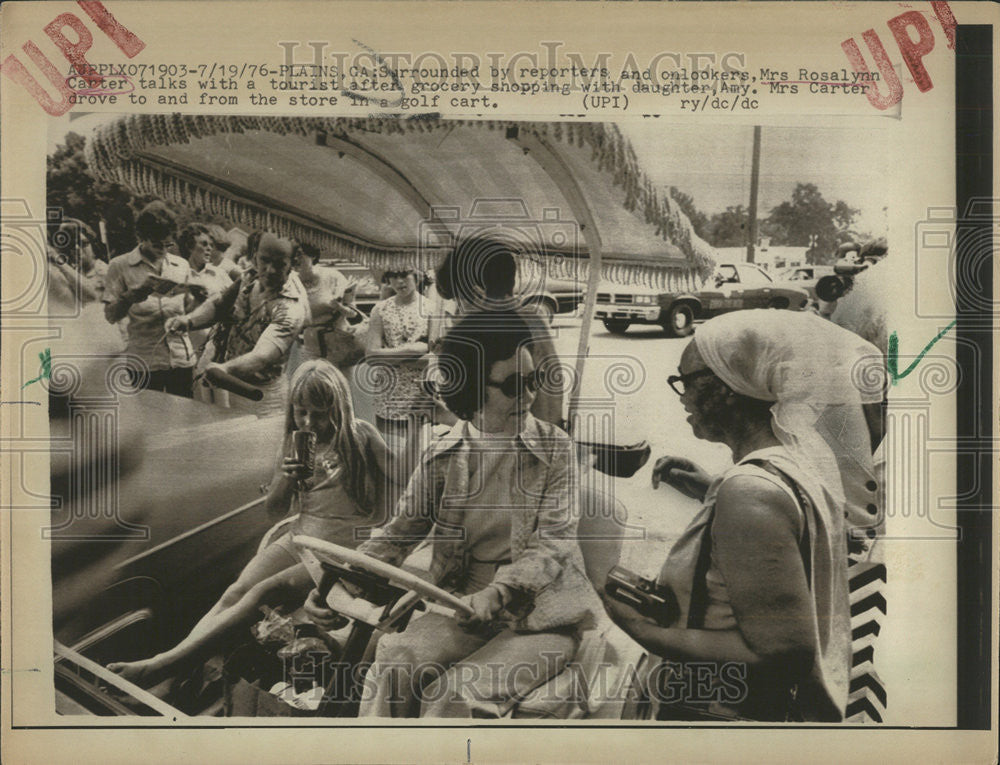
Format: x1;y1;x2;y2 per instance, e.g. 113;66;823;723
304;311;601;718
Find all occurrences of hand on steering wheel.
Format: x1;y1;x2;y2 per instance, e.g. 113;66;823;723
304;586;342;630
457;586;504;627
293;535;476;623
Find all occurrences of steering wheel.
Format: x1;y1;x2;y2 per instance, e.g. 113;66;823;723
291;535;475;620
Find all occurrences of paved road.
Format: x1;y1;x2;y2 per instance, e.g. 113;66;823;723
550;316;734;576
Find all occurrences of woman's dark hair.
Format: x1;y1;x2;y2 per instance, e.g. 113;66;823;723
690;373;774;440
294;241;322;264
380;268;430;294
177;222;210;259
380;268;417;284
134;201;177;242
436;236;517;303
438;310;533;420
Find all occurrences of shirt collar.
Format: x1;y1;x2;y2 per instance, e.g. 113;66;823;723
265;271;303;301
424;414;550;465
248;271;303;301
125;247;184;270
282;271;305;300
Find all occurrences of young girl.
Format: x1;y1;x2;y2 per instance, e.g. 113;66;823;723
108;359;394;687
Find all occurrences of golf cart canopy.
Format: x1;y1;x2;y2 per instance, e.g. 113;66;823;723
86;115;715;289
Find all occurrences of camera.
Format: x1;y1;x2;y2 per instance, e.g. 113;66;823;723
605;565;679;625
814;240;887;302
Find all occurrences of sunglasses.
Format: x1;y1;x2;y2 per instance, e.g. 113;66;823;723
666;367;714;395
486;368;545;398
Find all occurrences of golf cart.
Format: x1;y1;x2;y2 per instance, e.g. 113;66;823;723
53;115;716;719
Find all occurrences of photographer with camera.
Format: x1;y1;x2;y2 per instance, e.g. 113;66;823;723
103;202;198;397
814;239;888;317
166;233;308;416
601;310;883;721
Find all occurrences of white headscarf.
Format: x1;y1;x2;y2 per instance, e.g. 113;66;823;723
695;309;884;514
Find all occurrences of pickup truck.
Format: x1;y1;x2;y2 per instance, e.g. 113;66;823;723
594;262;811;337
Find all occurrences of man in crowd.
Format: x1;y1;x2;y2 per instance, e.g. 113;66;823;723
103;202;197;397
166;233;307;415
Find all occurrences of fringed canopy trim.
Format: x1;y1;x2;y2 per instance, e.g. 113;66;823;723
86;115;716;286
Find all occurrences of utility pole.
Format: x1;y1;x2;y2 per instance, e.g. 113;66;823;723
747;125;761;264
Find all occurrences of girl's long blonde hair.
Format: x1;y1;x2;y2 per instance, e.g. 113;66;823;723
285;359;377;514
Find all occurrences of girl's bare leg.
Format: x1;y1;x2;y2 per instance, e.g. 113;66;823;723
108;546;308;688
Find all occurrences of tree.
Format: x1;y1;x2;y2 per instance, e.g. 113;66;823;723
47;131;234;260
765;183;861;264
669;187;710;240
47;131;139;258
706;204;750;248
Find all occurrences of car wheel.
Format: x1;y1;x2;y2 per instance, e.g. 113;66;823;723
603;319;631;335
767;297;790;309
663;304;694;337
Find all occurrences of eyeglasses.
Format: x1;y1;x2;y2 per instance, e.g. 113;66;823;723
666;368;714;395
486;368;544;398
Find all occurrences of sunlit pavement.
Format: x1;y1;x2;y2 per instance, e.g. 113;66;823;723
552;316;733;577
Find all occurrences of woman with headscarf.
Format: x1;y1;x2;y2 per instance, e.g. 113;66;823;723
602;309;884;721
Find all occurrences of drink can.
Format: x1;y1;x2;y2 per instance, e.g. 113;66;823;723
292;430;317;474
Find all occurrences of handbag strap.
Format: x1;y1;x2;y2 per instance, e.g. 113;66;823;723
683;459;814;721
687;459;812;629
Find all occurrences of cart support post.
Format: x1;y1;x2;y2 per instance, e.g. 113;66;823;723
507;128;603;437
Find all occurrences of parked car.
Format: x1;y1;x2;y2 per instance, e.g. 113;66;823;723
515;274;586;322
594;262;810;337
779;264;836;302
50;374;287;714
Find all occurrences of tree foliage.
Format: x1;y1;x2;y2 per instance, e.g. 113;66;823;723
46;131;139;258
47;131;234;260
671;181;864;264
765;183;861;264
706;204;750;248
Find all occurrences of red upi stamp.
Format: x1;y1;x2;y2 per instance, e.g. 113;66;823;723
841;0;957;110
1;1;144;116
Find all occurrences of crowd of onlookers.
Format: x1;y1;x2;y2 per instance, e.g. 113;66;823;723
46;200;562;461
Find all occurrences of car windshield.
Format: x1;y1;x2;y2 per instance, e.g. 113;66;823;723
736;265;773;285
707;264;773;287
